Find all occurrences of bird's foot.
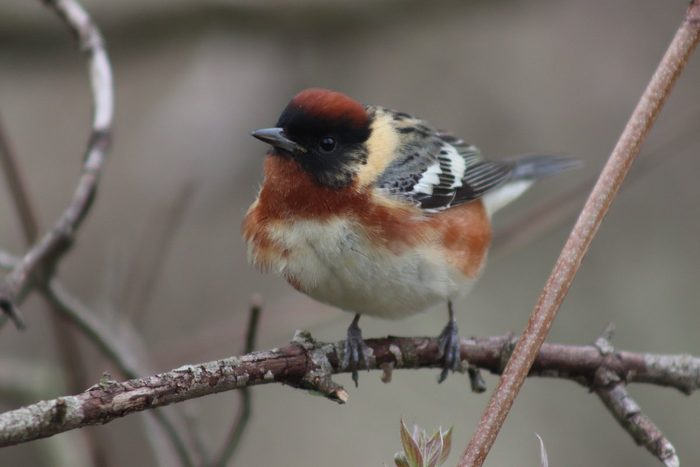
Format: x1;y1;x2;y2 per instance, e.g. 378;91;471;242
342;315;370;387
437;319;461;383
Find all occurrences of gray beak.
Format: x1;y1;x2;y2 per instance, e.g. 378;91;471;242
251;127;306;155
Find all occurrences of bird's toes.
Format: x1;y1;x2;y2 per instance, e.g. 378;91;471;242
437;320;461;383
343;326;370;387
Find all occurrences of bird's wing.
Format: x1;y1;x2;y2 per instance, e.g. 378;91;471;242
375;117;514;212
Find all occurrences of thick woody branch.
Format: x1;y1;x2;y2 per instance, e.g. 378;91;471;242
0;0;113;324
461;2;700;465
1;332;698;449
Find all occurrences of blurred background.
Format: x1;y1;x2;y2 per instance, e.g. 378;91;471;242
1;0;699;465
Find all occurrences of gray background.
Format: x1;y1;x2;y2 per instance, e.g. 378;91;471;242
1;0;699;465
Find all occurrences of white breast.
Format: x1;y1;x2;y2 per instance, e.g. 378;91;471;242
263;218;475;319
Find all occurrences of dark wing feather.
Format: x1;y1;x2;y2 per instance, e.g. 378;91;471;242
413;160;514;209
375;110;514;211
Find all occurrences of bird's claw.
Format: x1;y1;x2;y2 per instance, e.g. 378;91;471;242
437;319;460;383
342;318;370;387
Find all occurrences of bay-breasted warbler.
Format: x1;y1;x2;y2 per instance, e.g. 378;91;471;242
244;88;578;384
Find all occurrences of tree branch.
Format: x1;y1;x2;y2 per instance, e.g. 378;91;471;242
460;2;700;465
592;325;679;467
0;0;113;325
0;332;697;451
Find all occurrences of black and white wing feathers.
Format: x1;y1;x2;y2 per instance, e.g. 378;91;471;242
375;112;514;211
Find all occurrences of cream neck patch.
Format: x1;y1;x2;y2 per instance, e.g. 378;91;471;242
355;110;399;187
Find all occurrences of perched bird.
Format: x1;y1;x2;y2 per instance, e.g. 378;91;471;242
243;88;577;384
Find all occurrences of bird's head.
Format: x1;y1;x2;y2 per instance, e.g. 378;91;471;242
252;88;373;189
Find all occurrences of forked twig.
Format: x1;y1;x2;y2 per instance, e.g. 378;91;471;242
592;325;678;467
0;0;113;326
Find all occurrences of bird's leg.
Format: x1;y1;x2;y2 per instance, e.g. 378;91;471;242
342;313;370;387
437;301;461;383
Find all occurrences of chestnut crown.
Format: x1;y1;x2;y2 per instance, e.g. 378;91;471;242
252;88;372;188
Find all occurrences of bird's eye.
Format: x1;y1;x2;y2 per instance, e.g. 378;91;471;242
319;136;336;152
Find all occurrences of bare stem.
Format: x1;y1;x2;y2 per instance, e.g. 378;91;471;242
0;0;113;324
592;325;679;467
459;3;700;465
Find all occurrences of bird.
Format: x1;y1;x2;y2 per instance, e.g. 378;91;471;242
243;88;578;385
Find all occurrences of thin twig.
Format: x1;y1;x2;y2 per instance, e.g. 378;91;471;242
213;296;262;467
592;325;679;467
596;382;678;467
0;0;113;325
460;3;700;465
1;332;698;450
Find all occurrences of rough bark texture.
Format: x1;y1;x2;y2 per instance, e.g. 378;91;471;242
1;332;698;448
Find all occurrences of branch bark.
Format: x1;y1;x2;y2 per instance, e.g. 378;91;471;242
460;2;700;465
1;332;698;450
592;324;679;467
0;0;113;325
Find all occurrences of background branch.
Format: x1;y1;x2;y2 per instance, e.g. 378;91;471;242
0;0;113;324
0;332;697;457
460;3;700;465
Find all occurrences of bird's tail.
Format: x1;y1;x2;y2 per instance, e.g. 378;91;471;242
483;154;580;216
509;154;582;181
